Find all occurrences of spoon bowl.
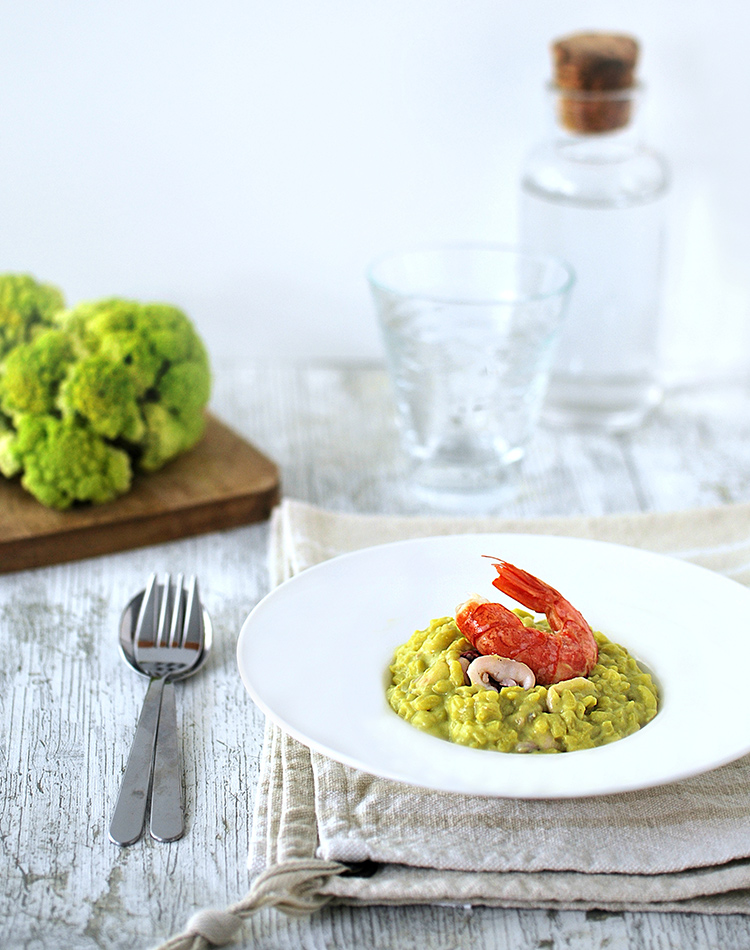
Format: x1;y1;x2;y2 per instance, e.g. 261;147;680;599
119;588;213;680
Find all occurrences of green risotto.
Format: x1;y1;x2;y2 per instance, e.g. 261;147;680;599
387;614;659;754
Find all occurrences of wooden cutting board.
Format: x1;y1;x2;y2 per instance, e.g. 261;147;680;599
0;413;280;573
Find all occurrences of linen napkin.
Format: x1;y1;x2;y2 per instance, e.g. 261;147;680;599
159;498;750;949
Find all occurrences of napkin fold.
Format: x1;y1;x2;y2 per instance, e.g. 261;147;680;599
158;498;750;950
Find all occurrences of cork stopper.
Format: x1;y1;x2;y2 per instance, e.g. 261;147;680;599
552;32;640;134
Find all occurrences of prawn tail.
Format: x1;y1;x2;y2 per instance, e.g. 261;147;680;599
488;558;597;658
488;559;558;614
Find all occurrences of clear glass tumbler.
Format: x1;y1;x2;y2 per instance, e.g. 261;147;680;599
368;244;574;497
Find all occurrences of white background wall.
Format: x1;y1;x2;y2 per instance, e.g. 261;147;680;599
1;1;748;382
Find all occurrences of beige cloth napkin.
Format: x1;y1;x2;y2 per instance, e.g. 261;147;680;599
249;498;750;916
157;497;750;949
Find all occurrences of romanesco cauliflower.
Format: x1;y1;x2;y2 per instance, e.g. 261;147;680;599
0;274;212;509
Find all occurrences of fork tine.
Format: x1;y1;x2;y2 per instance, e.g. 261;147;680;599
135;573;159;649
182;575;203;652
155;573;172;647
169;573;185;647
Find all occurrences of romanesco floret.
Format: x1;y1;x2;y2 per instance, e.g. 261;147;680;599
0;273;66;360
0;329;75;418
0;275;212;509
11;415;132;509
59;354;145;442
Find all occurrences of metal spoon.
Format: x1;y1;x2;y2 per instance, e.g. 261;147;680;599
116;585;212;842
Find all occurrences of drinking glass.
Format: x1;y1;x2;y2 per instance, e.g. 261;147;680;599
368;243;574;497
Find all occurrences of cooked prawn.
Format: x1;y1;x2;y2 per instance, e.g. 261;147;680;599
455;558;598;686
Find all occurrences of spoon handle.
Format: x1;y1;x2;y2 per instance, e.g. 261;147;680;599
149;681;184;842
109;677;165;846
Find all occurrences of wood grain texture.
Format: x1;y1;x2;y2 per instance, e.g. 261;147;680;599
3;362;750;950
0;413;280;573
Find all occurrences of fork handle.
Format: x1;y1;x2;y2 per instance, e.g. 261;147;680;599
149;681;184;842
109;677;165;846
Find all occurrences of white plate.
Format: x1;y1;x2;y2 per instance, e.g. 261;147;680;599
237;533;750;798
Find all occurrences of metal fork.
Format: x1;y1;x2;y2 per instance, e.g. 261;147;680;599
109;574;204;846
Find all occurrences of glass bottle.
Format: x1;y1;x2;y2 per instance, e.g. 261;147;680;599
520;33;669;431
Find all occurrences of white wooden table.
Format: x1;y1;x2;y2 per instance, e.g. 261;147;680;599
3;360;750;949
